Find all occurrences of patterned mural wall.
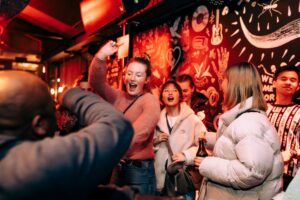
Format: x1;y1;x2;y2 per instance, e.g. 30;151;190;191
132;0;300;130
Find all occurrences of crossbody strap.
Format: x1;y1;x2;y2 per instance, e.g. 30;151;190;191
123;93;144;114
165;113;173;134
235;109;260;119
156;126;174;156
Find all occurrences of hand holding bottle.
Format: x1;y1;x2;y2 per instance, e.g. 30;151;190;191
194;157;205;168
196;133;208;157
194;132;208;169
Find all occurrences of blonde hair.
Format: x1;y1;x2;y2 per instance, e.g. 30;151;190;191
223;62;267;111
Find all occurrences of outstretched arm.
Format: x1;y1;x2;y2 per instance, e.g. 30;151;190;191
3;88;133;197
60;88;133;182
89;41;120;104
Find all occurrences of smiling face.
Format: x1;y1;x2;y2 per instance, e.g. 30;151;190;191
124;62;149;96
162;83;181;108
274;71;299;98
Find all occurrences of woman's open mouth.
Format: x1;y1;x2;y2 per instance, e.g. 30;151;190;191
167;97;174;102
128;83;137;90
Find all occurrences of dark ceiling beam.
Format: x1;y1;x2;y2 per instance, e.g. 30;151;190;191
46;0;164;62
18;5;81;38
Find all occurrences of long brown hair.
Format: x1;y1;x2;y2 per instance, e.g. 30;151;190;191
223;62;267;111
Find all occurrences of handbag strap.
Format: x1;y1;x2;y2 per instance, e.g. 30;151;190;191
156;126;174;156
165;113;175;156
165;113;173;134
123;93;144;114
166;140;174;156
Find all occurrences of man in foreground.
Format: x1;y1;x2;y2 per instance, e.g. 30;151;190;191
0;71;133;200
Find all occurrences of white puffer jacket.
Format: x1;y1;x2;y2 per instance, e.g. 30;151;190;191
199;97;283;200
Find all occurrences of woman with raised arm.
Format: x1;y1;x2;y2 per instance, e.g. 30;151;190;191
88;41;160;195
194;62;283;200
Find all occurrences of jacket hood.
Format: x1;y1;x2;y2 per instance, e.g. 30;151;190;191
160;102;195;125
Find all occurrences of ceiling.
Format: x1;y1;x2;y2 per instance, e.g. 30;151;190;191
1;0;86;63
0;0;202;63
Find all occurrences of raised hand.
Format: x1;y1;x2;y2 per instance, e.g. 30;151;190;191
96;40;119;60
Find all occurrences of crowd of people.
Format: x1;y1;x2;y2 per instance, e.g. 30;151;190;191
0;40;299;200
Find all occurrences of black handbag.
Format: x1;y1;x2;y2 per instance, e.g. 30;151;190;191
160;138;195;196
161;160;195;196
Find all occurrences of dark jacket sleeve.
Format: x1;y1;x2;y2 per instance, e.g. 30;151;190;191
0;88;133;199
58;88;133;189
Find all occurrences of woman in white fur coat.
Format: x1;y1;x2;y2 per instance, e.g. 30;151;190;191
153;79;207;199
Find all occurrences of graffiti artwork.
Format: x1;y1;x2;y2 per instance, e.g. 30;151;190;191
132;0;299;130
229;0;299;102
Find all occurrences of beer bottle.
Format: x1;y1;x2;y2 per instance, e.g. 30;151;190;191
196;137;208;157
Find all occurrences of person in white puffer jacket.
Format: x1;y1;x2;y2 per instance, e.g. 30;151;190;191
195;62;284;200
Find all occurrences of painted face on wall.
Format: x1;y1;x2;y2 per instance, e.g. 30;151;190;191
273;71;299;97
177;80;194;104
162;83;180;107
124;62;148;96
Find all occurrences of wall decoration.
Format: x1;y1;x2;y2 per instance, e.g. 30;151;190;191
229;0;299;103
133;0;299;131
257;0;282;18
133;24;172;97
211;9;223;45
192;5;209;33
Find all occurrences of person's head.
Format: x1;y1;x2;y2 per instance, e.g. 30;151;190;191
73;72;93;91
160;80;183;108
221;62;267;111
123;54;151;96
0;71;57;140
273;66;299;99
176;74;195;104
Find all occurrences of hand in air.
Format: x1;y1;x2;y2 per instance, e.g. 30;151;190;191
96;40;120;60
